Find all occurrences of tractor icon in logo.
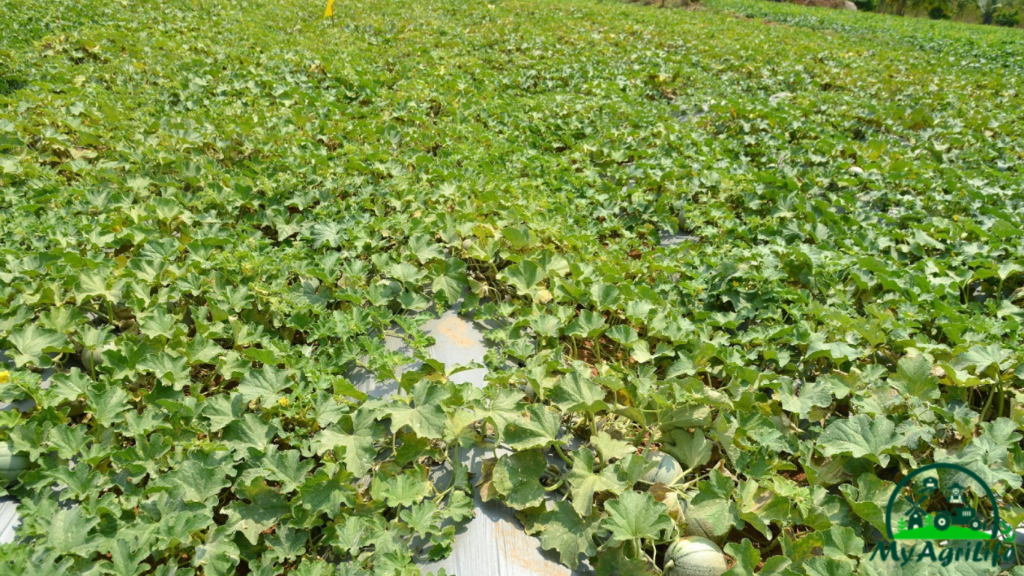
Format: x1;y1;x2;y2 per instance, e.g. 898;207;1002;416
932;483;985;532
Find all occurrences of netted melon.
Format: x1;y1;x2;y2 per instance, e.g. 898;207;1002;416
663;537;728;576
640;451;683;485
80;347;106;372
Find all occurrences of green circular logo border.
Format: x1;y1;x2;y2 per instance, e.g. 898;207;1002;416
885;462;1001;541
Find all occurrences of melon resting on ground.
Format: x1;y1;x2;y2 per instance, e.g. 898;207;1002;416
663;537;729;576
640;450;684;485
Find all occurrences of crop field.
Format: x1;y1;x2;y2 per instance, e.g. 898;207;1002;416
1;0;1024;574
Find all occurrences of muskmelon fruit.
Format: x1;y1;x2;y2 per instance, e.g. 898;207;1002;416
80;347;106;373
0;441;29;485
685;514;719;542
640;451;683;485
663;537;728;576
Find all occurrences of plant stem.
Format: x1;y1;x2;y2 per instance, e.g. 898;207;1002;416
543;476;565;492
979;384;996;423
554;443;573;466
673;470;710;493
666;465;697;487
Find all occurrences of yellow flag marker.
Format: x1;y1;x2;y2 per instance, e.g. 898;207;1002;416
323;0;335;18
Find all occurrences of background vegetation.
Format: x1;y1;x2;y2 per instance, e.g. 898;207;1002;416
1;0;1023;574
658;0;1024;26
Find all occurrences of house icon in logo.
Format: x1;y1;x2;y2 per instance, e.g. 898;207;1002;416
907;508;925;530
947;483;965;505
